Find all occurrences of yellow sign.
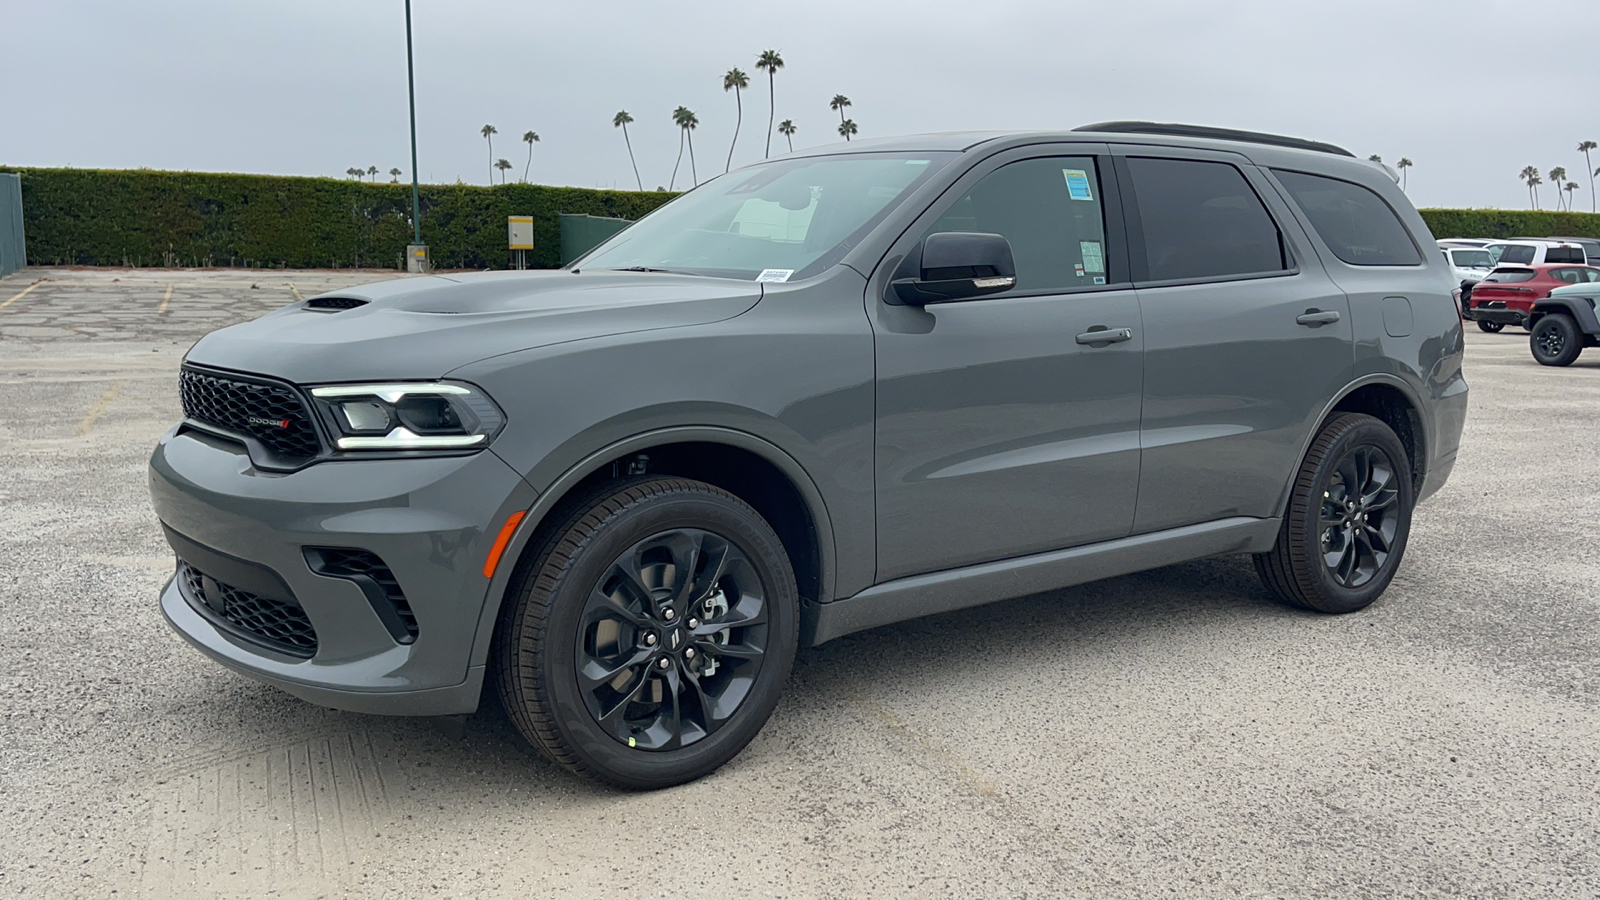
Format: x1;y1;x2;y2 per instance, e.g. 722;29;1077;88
508;216;534;250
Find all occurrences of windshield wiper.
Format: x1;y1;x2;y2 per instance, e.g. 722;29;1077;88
608;266;678;274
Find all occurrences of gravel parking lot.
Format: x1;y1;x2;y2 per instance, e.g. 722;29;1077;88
2;267;1598;898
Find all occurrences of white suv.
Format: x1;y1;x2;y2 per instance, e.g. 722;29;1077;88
1485;240;1588;267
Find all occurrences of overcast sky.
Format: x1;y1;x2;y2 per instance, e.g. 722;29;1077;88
5;0;1595;211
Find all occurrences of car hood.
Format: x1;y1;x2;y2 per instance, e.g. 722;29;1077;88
183;270;763;382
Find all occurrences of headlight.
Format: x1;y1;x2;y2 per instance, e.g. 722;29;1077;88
308;382;504;451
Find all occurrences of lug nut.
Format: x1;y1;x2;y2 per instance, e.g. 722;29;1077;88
663;608;676;621
657;657;671;669
644;633;658;646
687;617;699;629
685;647;696;659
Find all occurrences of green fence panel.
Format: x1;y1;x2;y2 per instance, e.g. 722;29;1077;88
0;173;24;276
559;213;633;266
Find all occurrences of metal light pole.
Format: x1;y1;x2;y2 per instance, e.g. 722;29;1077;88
404;0;428;271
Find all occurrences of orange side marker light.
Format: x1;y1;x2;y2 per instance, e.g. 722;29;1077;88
483;511;527;579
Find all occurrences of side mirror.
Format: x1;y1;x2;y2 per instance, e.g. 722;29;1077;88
891;232;1017;305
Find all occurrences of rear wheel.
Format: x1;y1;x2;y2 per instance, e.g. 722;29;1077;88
1477;320;1504;333
496;477;799;789
1530;314;1582;366
1254;414;1414;614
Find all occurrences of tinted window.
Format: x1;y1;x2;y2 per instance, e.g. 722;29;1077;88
1483;268;1536;284
1551;267;1600;284
923;156;1115;292
1273;170;1422;266
1491;244;1537;265
1123;157;1286;281
1545;247;1586;264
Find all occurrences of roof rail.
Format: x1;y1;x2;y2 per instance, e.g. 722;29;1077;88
1072;121;1356;158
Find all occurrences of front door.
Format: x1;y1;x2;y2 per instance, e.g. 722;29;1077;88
871;149;1146;582
1111;149;1355;534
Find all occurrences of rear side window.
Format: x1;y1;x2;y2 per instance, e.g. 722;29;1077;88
1123;157;1287;282
923;156;1116;292
1545;247;1586;264
1273;170;1422;266
1551;267;1600;284
1491;244;1537;265
1484;268;1536;284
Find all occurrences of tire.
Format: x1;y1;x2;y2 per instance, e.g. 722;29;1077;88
495;477;799;789
1530;314;1583;366
1253;413;1414;614
1477;319;1504;333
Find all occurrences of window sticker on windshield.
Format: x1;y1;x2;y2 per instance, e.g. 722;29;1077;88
1074;263;1086;278
1080;241;1105;274
1062;169;1094;201
1093;276;1106;285
756;268;794;283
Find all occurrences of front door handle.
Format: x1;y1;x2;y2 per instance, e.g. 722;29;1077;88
1075;326;1134;346
1296;309;1342;327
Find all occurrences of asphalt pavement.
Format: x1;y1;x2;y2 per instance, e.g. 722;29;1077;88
1;267;1597;898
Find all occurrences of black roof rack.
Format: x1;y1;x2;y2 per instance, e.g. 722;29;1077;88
1072;121;1356;158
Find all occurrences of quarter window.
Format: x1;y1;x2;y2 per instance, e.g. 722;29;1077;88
922;156;1116;293
1123;157;1288;282
1273;170;1422;266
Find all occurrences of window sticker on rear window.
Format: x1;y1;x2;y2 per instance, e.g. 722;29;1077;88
755;268;794;283
1062;169;1094;201
1080;241;1105;274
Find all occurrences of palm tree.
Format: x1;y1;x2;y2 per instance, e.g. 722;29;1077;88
1581;141;1598;212
756;49;785;158
481;124;497;184
1520;166;1542;209
1396;158;1412;192
1368;154;1382;164
389;167;402;183
346;167;363;180
367;165;378;181
495;158;512;184
522;131;540;183
613;111;642;191
723;68;749;173
1549;167;1567;210
1565;181;1581;211
837;119;858;142
669;106;689;191
778;119;797;153
830;94;851;125
672;106;701;186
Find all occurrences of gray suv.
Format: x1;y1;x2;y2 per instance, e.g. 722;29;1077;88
149;122;1468;788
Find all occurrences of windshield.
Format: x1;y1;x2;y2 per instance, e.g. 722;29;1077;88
574;153;956;281
1450;249;1493;268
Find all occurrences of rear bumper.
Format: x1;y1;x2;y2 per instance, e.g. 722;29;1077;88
1470;305;1527;326
149;425;537;715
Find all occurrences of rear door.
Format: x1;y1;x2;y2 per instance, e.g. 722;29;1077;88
1112;147;1354;534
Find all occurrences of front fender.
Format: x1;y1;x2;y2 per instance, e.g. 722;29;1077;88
1528;296;1600;333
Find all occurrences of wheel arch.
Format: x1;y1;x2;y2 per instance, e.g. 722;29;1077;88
466;427;836;674
1527;296;1600;333
1277;376;1428;518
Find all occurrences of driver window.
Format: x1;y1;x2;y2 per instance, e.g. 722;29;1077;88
923;156;1115;293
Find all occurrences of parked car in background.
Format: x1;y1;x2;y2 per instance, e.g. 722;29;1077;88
1527;282;1600;365
1468;263;1600;332
1512;236;1600;264
1437;238;1495;250
1484;240;1588;267
1444;246;1495;318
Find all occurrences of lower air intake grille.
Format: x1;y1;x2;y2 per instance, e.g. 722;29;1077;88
179;562;318;657
179;367;322;461
305;548;418;643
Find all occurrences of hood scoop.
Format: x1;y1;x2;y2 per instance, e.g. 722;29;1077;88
307;296;369;311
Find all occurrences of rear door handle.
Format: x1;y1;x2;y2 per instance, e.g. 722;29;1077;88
1296;309;1342;327
1075;326;1134;346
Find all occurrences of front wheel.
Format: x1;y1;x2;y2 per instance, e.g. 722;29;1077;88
1254;413;1414;614
496;477;799;789
1477;319;1504;333
1530;314;1582;366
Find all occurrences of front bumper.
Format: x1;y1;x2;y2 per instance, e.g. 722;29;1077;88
149;425;537;715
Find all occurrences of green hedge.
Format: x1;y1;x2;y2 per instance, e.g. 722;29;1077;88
1417;208;1600;241
6;165;1600;270
0;167;676;270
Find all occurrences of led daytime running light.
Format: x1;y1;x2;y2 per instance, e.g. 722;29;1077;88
335;427;486;450
311;383;472;403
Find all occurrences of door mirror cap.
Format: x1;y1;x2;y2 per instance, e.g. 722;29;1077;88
891;232;1017;305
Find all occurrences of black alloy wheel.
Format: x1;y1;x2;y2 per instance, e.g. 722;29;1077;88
1477;319;1504;333
1316;445;1400;589
576;528;769;751
1254;413;1414;614
1530;314;1582;366
497;477;798;789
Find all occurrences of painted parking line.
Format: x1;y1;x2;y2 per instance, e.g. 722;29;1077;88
286;282;304;302
0;279;47;312
156;283;174;315
76;381;126;436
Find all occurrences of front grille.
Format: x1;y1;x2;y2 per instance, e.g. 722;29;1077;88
306;548;417;642
179;562;318;657
179;367;322;461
